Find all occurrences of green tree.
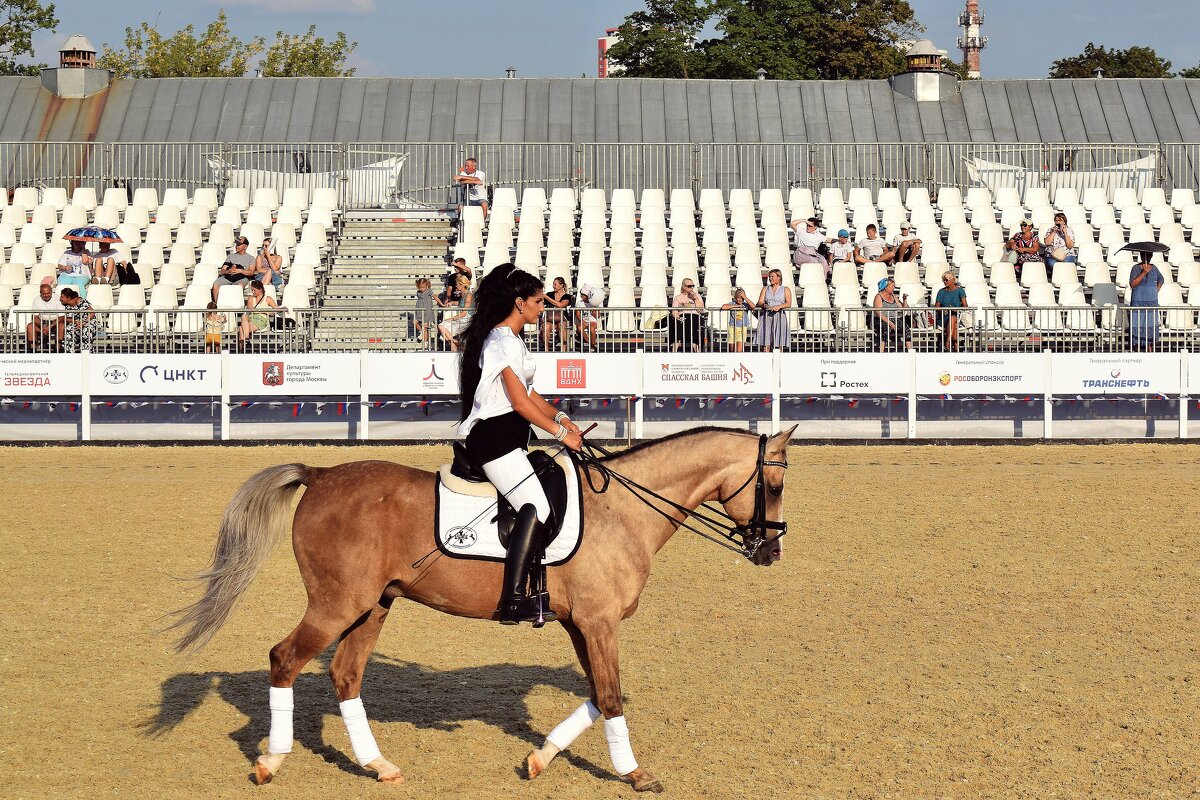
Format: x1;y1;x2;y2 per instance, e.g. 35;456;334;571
1049;43;1173;79
0;0;58;76
260;26;356;77
941;56;974;81
604;0;712;79
1179;65;1200;79
97;11;265;79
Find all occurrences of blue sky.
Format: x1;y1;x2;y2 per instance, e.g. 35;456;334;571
30;0;1200;80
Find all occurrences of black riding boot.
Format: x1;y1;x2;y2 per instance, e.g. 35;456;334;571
498;504;557;625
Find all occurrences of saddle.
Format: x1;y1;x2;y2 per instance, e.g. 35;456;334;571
448;442;570;549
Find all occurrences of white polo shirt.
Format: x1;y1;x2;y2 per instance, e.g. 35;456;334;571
459;169;487;203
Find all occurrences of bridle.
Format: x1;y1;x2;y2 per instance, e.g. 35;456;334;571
575;433;788;560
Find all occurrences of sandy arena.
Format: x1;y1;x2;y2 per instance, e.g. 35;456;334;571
2;443;1198;799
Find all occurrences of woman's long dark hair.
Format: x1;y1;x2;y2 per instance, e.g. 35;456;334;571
458;263;543;421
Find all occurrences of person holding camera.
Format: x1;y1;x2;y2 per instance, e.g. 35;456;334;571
1004;221;1041;282
1041;213;1076;272
253;238;284;291
670;279;705;352
211;236;257;302
871;277;911;352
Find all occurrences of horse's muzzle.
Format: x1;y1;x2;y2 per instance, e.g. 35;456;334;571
750;536;782;566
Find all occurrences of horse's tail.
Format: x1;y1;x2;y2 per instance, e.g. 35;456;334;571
167;464;309;654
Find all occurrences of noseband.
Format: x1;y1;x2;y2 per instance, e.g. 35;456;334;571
577;433;788;560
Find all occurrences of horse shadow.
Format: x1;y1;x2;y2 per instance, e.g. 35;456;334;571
141;652;618;783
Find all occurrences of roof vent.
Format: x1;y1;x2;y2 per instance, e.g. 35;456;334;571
889;39;960;102
41;34;111;98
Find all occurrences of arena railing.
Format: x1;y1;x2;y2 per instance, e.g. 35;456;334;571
3;142;1198;207
4;305;1192;356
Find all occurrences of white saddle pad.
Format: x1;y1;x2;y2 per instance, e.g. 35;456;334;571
434;449;583;565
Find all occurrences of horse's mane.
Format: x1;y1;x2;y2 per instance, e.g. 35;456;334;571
601;426;759;463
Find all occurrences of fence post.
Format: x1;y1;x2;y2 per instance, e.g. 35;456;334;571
359;349;370;441
808;143;818;196
907;348;917;439
634;348;644;439
1156;143;1166;190
81;349;91;442
220;348;230;441
1043;348;1054;440
338;143;349;215
573;142;584;195
690;143;702;197
924;142;935;196
1180;349;1189;440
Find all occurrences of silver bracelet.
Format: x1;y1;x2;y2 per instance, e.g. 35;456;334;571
553;424;568;441
554;411;570;424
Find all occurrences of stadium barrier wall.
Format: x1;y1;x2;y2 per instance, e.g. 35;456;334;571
0;349;1193;441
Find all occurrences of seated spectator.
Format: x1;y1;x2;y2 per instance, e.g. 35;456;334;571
57;240;92;297
238;279;280;344
827;229;855;269
541;276;574;351
437;273;474;351
1041;213;1076;272
575;283;604;351
212;236;256;301
91;242;121;285
934;271;969;352
790;217;833;273
26;278;64;352
722;287;755;353
855;224;895;265
59;287;102;352
670;279;705;352
892;223;922;262
1005;221;1041;281
445;256;474;289
871;277;911;352
253;238;284;290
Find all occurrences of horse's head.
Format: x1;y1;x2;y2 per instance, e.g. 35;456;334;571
719;426;795;567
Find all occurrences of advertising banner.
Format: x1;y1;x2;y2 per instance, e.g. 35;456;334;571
1053;353;1181;395
367;352;460;395
780;353;912;394
641;353;774;395
90;354;221;396
532;353;641;395
0;354;83;396
915;353;1044;395
229;354;361;395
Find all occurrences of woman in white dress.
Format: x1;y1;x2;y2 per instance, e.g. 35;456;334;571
458;263;583;624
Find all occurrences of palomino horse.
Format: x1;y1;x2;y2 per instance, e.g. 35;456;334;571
170;425;794;791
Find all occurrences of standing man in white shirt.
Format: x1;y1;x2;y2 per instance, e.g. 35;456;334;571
454;157;489;219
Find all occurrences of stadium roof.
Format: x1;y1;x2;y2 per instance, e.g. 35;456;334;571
3;75;1200;144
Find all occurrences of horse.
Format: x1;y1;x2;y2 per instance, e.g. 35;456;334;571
169;425;795;792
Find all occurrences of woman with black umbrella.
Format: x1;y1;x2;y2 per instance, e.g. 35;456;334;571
1124;242;1166;352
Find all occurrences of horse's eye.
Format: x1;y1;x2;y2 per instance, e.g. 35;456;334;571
769;484;783;496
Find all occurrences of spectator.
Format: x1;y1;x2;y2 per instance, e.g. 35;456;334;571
1041;212;1077;272
789;216;832;273
445;256;474;289
453;157;488;219
437;273;474;351
722;287;755;353
238;279;280;345
1128;251;1164;352
575;284;604;351
754;268;792;352
827;229;855;269
212;236;256;302
26;278;64;352
1005;221;1041;281
59;287;102;352
892;223;922;263
541;276;573;351
670;279;705;352
934;271;969;352
855;224;895;266
253;238;284;291
871;277;911;352
205;301;226;353
90;241;126;285
413;277;436;346
57;240;92;297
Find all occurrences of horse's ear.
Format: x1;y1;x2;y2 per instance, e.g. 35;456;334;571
770;425;798;447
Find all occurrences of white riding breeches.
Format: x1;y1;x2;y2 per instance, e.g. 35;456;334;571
482;448;551;524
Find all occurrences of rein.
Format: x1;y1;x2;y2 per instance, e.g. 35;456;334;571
575;434;788;560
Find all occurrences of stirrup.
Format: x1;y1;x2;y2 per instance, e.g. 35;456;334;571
498;593;557;626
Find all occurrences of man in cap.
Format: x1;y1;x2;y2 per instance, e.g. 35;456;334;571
575;283;604;351
212;236;257;302
892;223;922;262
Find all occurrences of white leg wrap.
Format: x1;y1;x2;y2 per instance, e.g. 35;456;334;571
603;715;639;775
339;696;382;766
546;700;601;751
267;686;294;755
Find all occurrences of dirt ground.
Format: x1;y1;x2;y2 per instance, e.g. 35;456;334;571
2;443;1198;799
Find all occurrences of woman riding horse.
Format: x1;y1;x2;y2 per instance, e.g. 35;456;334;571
457;263;584;623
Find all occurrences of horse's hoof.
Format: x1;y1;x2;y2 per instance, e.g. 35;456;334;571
376;770;405;784
253;757;276;785
366;756;405;784
626;768;665;793
526;750;546;780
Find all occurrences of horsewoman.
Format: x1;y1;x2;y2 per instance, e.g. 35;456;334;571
456;263;583;623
